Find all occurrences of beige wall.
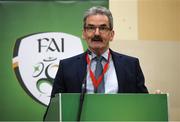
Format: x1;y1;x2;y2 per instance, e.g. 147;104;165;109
138;0;180;41
110;0;180;121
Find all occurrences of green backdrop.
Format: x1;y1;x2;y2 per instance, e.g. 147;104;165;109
0;0;108;121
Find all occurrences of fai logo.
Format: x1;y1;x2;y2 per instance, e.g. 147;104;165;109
12;32;84;106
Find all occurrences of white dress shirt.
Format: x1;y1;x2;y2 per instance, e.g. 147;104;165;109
86;49;118;93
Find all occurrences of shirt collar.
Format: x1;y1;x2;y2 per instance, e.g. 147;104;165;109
88;49;109;61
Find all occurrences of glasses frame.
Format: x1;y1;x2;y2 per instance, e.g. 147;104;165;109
84;25;112;34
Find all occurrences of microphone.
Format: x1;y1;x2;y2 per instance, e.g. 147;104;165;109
77;65;87;121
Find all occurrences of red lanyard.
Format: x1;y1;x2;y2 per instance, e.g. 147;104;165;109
86;51;110;89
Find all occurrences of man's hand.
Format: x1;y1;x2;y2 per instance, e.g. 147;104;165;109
154;89;163;94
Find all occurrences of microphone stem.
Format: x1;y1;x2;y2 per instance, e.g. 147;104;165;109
77;74;87;121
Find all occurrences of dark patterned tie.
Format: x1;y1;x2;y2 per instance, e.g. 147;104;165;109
94;56;105;93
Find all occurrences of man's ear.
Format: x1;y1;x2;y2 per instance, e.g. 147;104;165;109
109;30;115;42
82;30;86;40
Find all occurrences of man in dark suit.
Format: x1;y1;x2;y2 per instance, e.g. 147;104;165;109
51;6;148;97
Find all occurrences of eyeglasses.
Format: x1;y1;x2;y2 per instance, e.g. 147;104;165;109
84;26;111;34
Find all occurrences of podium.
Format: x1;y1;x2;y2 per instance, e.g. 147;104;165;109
44;94;169;121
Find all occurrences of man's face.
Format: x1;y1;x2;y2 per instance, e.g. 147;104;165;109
82;14;114;53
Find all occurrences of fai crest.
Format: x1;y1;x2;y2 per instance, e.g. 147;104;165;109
12;32;84;106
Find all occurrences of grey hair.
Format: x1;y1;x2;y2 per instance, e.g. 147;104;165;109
83;6;113;30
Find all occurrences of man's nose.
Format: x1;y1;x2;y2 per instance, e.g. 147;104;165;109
94;27;100;35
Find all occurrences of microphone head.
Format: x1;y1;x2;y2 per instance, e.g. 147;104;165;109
87;50;92;55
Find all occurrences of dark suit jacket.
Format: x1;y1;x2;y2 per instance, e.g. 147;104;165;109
51;49;148;97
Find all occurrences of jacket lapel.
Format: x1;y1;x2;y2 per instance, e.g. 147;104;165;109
110;49;125;93
77;51;87;87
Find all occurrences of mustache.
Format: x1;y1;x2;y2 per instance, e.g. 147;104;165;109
92;35;103;41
